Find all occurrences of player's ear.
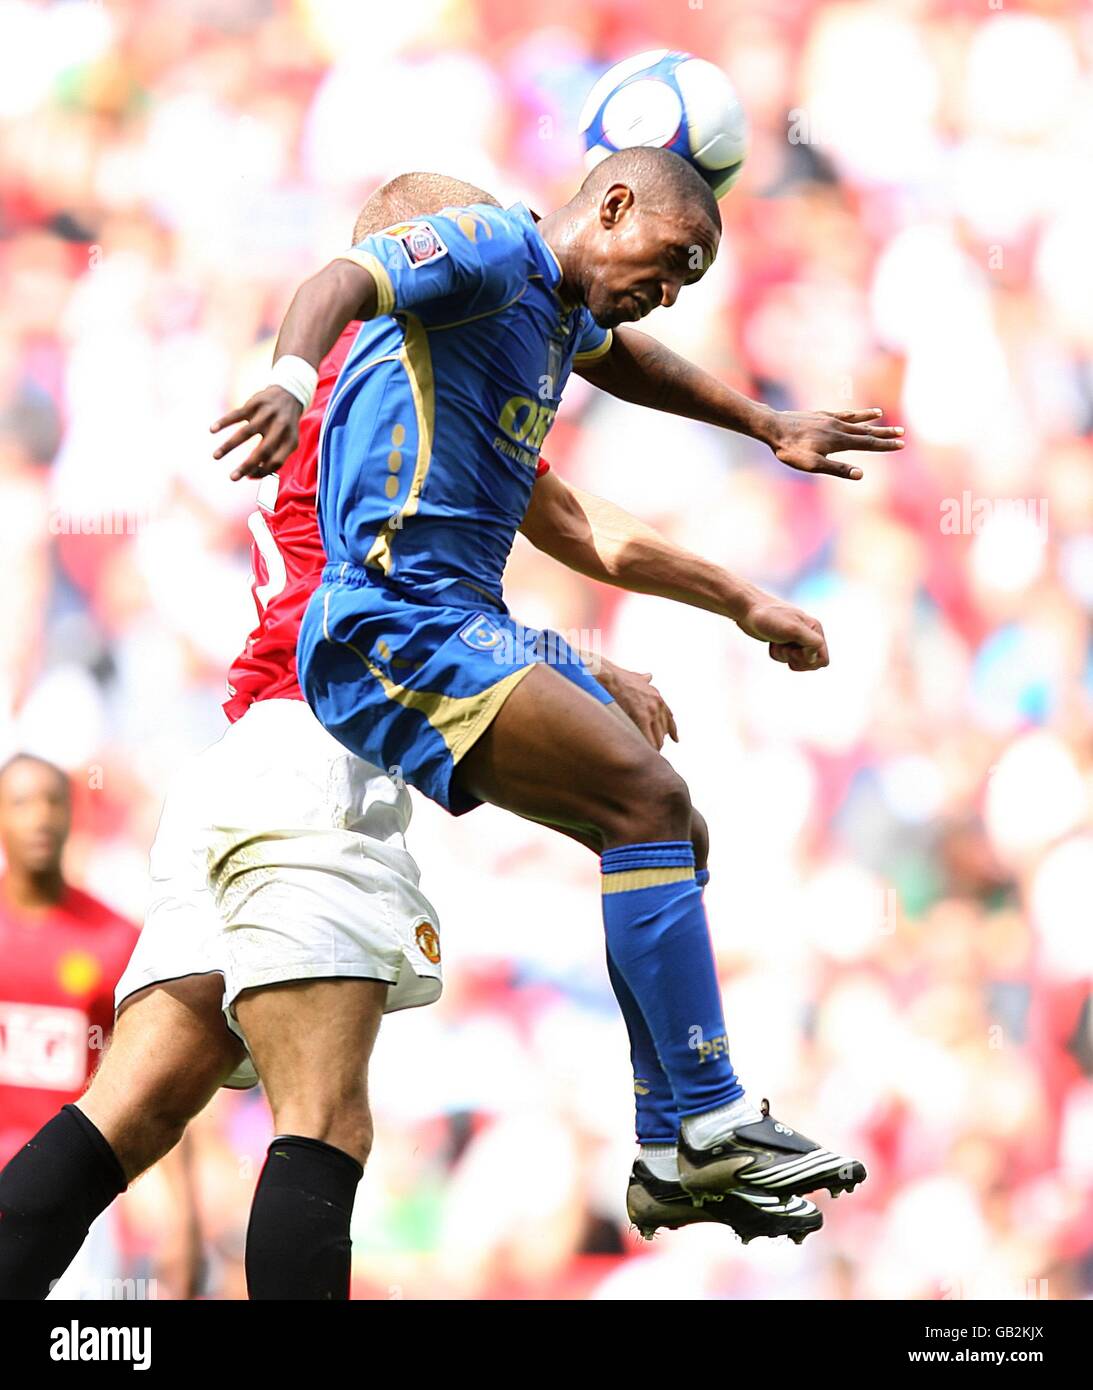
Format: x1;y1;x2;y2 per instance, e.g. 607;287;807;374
600;184;634;230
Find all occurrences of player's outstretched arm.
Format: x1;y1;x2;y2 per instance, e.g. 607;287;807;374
576;325;904;482
520;469;828;671
210;260;380;480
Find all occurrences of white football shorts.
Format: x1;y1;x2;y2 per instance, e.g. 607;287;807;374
114;699;442;1089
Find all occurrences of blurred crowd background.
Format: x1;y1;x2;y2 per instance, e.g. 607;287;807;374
2;0;1092;1300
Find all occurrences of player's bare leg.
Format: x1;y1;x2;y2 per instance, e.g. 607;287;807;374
0;973;245;1299
81;974;247;1179
457;662;865;1206
232;977;387;1299
458;663;693;842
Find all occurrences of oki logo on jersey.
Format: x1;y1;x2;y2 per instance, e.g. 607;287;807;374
0;1002;88;1090
384;221;448;269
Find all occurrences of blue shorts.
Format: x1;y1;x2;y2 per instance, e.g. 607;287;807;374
298;564;615;815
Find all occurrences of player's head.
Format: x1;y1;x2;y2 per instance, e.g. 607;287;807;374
0;753;71;876
562;147;721;329
353;173;501;243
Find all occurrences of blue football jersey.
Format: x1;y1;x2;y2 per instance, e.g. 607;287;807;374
317;202;612;605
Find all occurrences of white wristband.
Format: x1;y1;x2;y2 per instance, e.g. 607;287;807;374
268;355;318;411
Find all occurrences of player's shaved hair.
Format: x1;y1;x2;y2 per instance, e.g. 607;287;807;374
352;173;501;244
579;147;721;234
0;752;70;800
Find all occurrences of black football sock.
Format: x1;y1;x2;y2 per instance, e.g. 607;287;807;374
245;1135;363;1300
0;1103;127;1300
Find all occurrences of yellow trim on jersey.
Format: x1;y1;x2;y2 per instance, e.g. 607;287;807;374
364;313;435;574
339;634;537;763
453;210;494;243
573;327;614;363
316;351;401;514
336;250;396;318
601;865;695;895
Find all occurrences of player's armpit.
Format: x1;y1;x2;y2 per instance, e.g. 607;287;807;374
275;259;382;366
571;328;622;392
572;325;669;399
331;252;391;319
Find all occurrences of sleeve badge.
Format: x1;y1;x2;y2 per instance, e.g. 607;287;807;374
383;221;449;269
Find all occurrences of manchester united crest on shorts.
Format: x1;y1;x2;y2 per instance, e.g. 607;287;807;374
383;221;449;270
415;921;441;964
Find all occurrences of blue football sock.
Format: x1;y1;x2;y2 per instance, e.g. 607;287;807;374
606;862;718;1144
605;948;678;1145
601;842;743;1118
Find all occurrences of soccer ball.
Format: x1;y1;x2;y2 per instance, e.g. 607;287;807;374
579;49;749;199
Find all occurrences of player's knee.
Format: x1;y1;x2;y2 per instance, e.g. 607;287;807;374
270;1093;374;1168
134;1077;212;1171
80;1063;197;1178
338;1112;373;1169
645;763;693;841
603;752;693;845
140;1110;189;1169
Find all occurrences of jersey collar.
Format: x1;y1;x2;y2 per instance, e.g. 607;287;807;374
507;202;565;291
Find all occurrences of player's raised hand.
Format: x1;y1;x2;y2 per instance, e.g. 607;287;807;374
211;386;303;481
595;658;679;749
765;408;904;481
736;596;829;672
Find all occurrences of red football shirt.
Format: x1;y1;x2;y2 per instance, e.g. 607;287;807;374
223;322;361;721
0;882;137;1163
223;323;551;722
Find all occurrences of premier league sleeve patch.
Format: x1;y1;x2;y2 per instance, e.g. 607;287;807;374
382;221;449;269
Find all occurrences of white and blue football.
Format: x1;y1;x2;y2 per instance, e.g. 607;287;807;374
579;49;749;199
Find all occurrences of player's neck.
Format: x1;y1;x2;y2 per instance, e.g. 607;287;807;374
535;211;584;310
1;866;67;913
